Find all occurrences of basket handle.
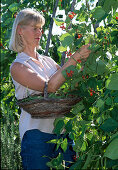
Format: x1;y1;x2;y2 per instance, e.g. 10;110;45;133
44;81;48;99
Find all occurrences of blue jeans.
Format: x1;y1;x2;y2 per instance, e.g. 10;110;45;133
20;129;76;170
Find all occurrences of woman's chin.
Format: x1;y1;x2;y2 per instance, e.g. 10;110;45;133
36;45;40;50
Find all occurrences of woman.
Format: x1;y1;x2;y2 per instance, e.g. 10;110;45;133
9;8;90;170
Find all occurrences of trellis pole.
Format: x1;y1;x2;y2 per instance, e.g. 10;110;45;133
44;0;59;55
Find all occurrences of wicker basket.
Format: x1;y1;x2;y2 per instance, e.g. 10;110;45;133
16;82;81;118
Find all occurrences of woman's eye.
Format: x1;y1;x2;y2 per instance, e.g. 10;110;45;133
33;27;42;32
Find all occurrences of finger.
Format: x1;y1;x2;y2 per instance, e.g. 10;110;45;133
80;51;91;56
83;44;90;48
80;53;90;59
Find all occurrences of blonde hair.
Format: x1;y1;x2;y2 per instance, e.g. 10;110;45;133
9;8;45;53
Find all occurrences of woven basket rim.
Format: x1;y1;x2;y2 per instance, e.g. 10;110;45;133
16;94;82;105
16;94;82;118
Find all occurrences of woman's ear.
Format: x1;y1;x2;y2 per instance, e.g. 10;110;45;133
17;25;22;35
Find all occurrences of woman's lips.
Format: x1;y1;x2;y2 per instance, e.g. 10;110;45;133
35;38;40;40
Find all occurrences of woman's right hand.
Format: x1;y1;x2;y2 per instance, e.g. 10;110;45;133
73;44;91;61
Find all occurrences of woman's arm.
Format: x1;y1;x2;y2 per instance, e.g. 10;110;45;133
10;62;47;92
48;44;91;92
11;44;90;93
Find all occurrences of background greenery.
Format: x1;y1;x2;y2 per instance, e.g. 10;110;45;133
1;0;118;169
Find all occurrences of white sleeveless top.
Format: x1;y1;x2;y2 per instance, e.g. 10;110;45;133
10;52;60;140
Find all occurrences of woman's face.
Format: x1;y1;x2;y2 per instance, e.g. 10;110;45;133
18;21;42;48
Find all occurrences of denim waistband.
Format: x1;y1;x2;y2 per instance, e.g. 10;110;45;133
22;129;71;144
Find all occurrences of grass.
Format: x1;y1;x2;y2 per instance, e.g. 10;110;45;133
1;102;23;170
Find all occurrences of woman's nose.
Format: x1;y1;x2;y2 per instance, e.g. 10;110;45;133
37;28;42;34
36;29;42;36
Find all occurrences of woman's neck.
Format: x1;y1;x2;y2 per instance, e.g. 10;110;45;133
23;47;38;60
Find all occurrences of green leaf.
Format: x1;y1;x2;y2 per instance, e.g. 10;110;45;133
110;30;118;37
57;46;67;52
114;96;118;103
97;13;108;23
74;38;83;47
69;132;75;140
47;153;63;168
96;60;109;75
106;73;118;90
96;99;104;108
105;97;112;106
69;160;82;170
92;6;106;20
8;3;19;12
100;118;118;132
106;159;118;169
109;132;118;143
53;18;64;26
103;0;118;13
81;141;87;152
47;139;58;144
73;137;83;152
82;150;93;169
56;138;63;151
110;106;118;122
46;162;53;168
72;101;85;115
53;119;65;135
4;18;13;26
60;32;70;41
61;138;68;152
85;34;95;45
87;77;97;89
77;11;88;22
60;33;74;47
52;153;63;166
104;138;118;160
111;91;118;97
65;120;72;132
88;43;101;52
87;133;93;140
